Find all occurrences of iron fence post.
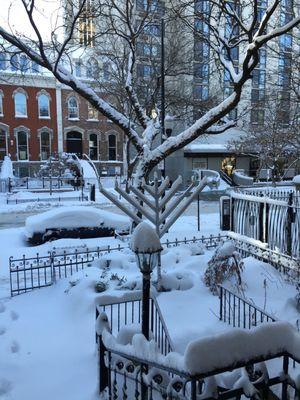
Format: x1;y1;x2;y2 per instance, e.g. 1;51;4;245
282;354;289;400
99;334;109;394
219;286;223;321
191;380;197;400
287;193;293;257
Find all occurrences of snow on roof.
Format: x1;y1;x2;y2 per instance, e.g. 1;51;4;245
184;128;247;154
293;175;300;184
131;222;162;253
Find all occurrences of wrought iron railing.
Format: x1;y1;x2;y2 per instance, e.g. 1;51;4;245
219;285;276;329
6;194;88;204
9;235;226;296
98;334;299;400
96;292;174;355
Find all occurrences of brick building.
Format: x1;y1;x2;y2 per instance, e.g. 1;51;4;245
0;55;125;177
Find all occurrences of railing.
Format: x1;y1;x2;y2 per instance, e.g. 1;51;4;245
9;234;226;296
219;285;276;329
6;194;88;204
96;292;174;355
98;334;300;399
3;176;84;192
230;190;300;259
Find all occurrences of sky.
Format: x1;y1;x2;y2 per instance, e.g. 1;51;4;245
0;0;63;41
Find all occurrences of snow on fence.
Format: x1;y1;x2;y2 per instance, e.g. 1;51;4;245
219;285;276;329
96;292;174;355
230;189;300;259
97;329;300;400
9;235;226;296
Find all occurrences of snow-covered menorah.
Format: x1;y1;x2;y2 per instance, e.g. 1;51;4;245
99;174;209;238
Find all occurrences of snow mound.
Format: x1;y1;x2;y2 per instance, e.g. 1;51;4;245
0;156;14;179
25;206;130;237
293;175;300;184
160;271;194;291
184;321;297;375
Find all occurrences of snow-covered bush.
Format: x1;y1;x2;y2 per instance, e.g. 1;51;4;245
37;152;78;179
203;241;244;294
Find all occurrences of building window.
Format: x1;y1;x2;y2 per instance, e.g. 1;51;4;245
89;133;98;160
78;0;95;47
0;129;7;160
67;97;79;119
108;134;116;160
192;158;208;170
10;55;19;71
38;94;50;118
87;103;98;120
17;130;28;160
14;91;27;117
75;61;82;77
86;58;99;79
137;64;153;79
0;93;3;116
40;131;51;160
0;53;6;70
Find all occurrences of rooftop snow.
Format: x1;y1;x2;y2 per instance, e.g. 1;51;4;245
184;128;247;154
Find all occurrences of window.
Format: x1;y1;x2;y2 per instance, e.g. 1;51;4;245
17;131;28;160
78;0;95;46
192;158;208;170
0;53;6;70
86;58;99;79
89;133;98;160
108;134;116;160
0;129;7;160
14;92;27;117
20;55;30;72
193;84;209;101
10;55;19;71
75;61;82;77
40;131;51;160
137;64;153;78
0;93;3;115
87;103;98;120
68;97;79;119
38;94;50;118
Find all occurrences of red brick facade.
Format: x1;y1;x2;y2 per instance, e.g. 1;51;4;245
0;83;58;163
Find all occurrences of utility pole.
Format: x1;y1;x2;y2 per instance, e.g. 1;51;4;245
160;17;165;178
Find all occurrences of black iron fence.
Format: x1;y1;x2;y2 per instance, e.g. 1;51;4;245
5;176;84;192
9;234;226;296
96;292;174;355
6;194;88;204
219;285;276;329
97;333;299;400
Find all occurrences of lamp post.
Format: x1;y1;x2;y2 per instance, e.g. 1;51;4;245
131;222;162;340
131;222;162;400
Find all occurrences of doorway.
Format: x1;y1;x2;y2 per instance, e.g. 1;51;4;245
66;131;83;158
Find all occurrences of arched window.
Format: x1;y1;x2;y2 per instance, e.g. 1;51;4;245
68;97;79;119
0;128;7;160
17;130;28;160
40;131;51;160
89;133;98;160
38;94;50;118
108;134;116;160
86;58;99;79
14;92;27;117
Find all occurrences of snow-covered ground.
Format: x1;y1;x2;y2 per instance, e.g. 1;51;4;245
0;178;298;399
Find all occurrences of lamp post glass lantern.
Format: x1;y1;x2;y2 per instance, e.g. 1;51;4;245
131;222;162;341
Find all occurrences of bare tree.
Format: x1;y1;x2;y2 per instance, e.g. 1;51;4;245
0;0;299;184
229;95;300;183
